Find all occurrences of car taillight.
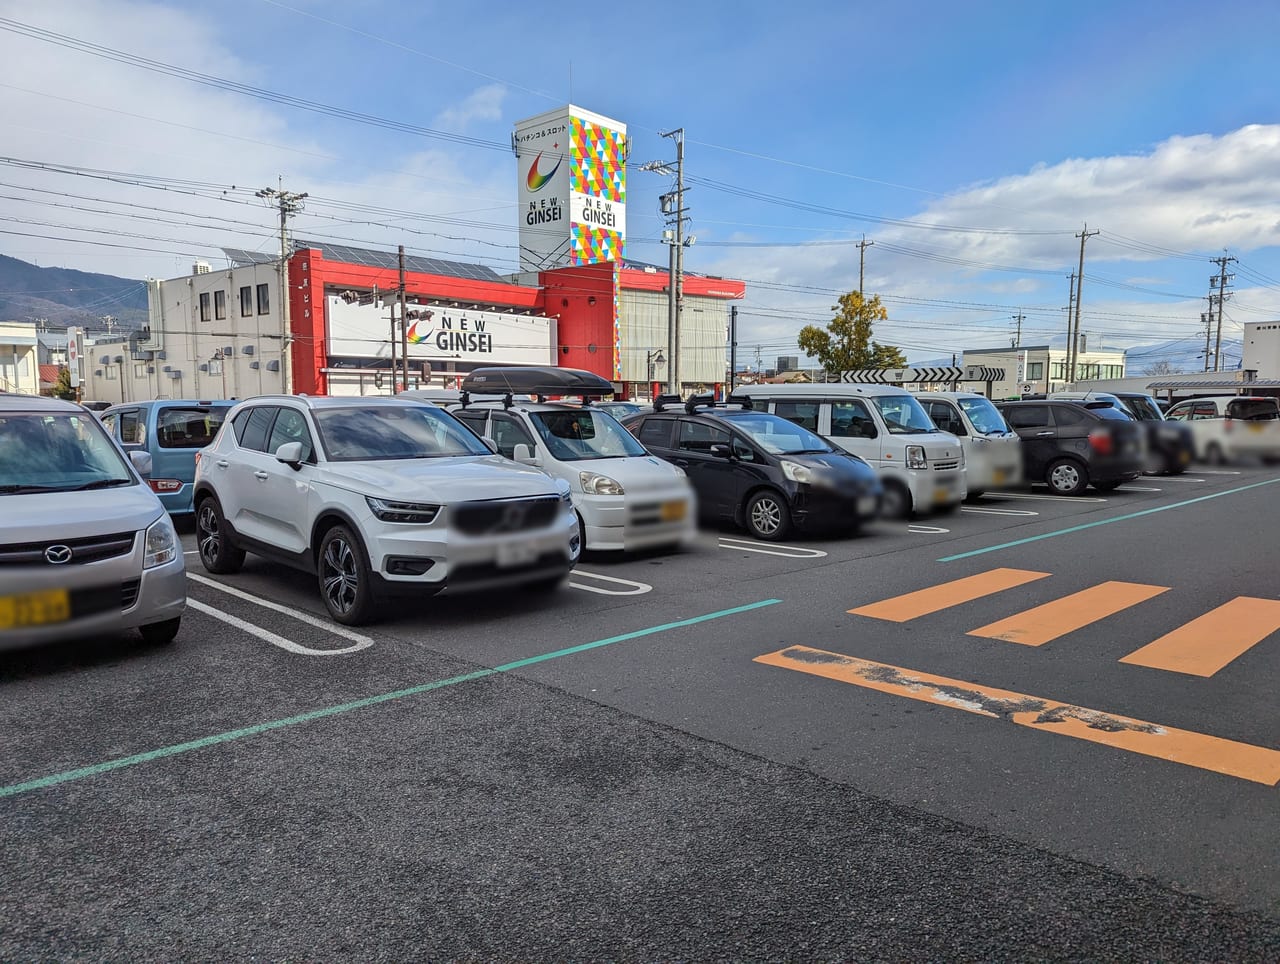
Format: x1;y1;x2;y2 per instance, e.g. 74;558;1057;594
194;451;202;467
148;478;183;493
1224;419;1234;433
1088;429;1114;455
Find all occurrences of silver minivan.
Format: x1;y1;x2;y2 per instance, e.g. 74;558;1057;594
915;391;1022;498
0;394;186;649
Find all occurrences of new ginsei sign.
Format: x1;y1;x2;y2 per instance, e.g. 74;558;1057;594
325;295;553;366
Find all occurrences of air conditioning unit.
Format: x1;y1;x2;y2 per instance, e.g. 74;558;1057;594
193;261;212;275
266;360;280;372
167;370;182;379
249;361;260;370
242;345;255;355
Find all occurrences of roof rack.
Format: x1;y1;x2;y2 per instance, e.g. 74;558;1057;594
651;391;754;414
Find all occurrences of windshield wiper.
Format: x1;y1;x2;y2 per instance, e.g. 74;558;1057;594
69;478;134;490
0;483;63;494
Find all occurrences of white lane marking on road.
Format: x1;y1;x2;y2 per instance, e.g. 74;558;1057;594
568;569;653;595
1146;476;1204;482
988;492;1108;503
907;524;951;534
186;599;373;656
183;550;199;556
960;506;1039;516
187;571;374;649
1122;486;1162;492
717;537;829;559
1194;469;1242;475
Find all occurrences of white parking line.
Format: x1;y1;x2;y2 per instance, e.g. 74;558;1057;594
1195;469;1243;475
907;524;951;534
717;537;829;559
1122;486;1162;492
988;492;1108;503
568;569;653;595
186;599;373;656
960;506;1039;516
187;571;374;653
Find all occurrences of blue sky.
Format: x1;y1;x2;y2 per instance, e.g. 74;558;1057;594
3;0;1279;372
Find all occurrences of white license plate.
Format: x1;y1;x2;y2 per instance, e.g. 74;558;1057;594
496;542;538;568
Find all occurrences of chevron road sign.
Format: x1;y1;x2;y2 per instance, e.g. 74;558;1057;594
838;367;965;384
965;366;1007;381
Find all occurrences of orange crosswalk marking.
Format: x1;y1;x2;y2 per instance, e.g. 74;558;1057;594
848;568;1050;622
968;581;1169;647
754;646;1280;785
1120;597;1280;677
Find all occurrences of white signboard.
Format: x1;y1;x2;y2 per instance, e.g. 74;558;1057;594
66;326;80;388
325;296;552;366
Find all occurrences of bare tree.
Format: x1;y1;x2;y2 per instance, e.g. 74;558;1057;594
1142;360;1182;376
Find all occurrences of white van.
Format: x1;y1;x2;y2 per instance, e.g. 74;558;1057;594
914;391;1022;498
1163;395;1280;464
731;383;965;517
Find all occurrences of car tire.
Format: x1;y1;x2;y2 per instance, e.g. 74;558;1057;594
576;511;588;552
744;490;792;542
195;496;245;574
1093;480;1121;492
139;616;181;645
1046;458;1088;496
1203;442;1226;465
879;481;913;520
317;524;378;626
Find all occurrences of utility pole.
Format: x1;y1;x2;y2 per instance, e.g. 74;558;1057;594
641;129;689;397
256;181;308;394
1064;273;1076;389
1011;310;1025;348
857;235;874;297
728;305;738;392
1209;254;1236;373
1068;225;1098;384
399;245;409;392
1201;310;1214;372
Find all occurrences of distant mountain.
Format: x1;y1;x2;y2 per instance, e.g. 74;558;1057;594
0;254;148;330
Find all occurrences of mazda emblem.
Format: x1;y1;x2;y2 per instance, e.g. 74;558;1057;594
45;544;73;565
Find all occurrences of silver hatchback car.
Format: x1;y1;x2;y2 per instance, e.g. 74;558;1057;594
0;394;186;649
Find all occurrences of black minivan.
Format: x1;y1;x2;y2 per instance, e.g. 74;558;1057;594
995;399;1144;495
623;396;883;541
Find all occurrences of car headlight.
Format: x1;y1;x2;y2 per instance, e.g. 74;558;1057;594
143;515;177;569
366;496;441;524
670;464;687;478
906;445;928;470
580;471;625;495
780;460;816;484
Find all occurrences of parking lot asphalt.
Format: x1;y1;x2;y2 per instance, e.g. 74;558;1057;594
2;465;1279;959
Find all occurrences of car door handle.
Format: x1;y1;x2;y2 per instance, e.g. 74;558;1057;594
215;459;229;469
253;470;269;481
1035;431;1055;437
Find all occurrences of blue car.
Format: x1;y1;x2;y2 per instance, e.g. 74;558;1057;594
99;399;235;515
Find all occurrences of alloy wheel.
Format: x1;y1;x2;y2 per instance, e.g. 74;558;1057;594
321;535;360;615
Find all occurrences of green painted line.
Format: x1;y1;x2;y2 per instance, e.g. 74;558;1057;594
0;598;781;800
939;477;1280;562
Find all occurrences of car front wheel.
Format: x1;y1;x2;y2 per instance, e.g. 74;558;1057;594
196;497;245;574
745;490;792;542
1046;458;1088;496
139;617;181;645
318;524;377;626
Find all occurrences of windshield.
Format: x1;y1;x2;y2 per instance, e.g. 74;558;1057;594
0;412;134;495
957;397;1010;434
730;412;834;455
1117;396;1163;421
529;410;647;461
314;405;491;461
871;394;937;434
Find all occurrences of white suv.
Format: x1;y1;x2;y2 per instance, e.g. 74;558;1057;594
192;396;580;625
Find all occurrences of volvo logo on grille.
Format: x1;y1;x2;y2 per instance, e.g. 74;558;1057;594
45;544;73;565
499;504;528;531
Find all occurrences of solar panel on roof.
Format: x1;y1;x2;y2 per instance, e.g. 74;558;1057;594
293;240;503;283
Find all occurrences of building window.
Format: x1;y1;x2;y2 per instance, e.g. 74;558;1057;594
256;283;270;315
1028;362;1044;380
240;286;253;317
1050;362;1066;380
214;289;227;320
199;292;211;323
105;365;118;380
134;363;147;378
208;358;224;376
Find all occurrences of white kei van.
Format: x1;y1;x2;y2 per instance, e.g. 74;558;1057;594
730;384;965;517
914;391;1022;499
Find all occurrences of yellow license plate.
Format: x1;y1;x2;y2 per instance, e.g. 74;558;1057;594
993;468;1007;484
660;500;687;522
0;588;71;629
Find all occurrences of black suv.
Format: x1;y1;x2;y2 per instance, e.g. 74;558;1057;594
995;400;1144;495
623;396;882;541
1110;393;1193;475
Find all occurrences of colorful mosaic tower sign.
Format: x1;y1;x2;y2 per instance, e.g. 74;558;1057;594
513;105;627;272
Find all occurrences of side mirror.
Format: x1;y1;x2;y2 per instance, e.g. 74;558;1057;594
275;440;304;469
128;450;153;476
709;443;732;459
512;442;540;466
481;435;500;455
